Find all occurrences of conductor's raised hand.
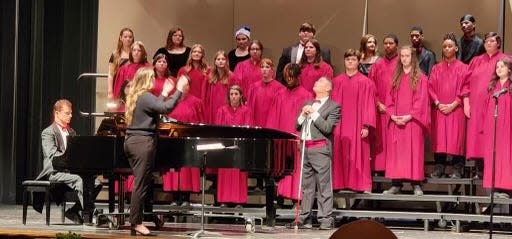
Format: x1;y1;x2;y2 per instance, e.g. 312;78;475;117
161;78;175;97
176;75;189;92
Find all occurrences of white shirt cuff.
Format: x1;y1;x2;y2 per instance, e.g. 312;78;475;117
311;112;320;121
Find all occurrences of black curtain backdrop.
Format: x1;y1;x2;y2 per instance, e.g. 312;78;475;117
0;0;98;203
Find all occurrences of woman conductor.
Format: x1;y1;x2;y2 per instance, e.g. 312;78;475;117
124;67;188;236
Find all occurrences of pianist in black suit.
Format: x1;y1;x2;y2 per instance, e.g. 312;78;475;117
124;67;188;236
35;99;101;224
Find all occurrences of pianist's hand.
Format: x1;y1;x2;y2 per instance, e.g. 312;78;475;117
161;78;175;97
176;75;189;93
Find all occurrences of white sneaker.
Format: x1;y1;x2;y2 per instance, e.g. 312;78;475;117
383;186;401;195
413;185;423;196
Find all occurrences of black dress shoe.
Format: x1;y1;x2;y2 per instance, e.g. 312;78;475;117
64;209;83;225
285;221;312;229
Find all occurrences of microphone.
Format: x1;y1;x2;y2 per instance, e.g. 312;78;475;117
493;88;509;99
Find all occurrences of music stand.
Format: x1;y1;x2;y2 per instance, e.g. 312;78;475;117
191;143;238;238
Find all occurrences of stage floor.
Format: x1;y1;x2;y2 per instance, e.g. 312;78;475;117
3;203;512;239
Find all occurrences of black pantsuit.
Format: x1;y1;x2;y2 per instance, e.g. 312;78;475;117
124;135;156;224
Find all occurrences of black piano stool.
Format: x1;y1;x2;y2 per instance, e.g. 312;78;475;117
22;180;77;226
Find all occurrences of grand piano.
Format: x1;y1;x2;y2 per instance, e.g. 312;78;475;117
53;113;299;226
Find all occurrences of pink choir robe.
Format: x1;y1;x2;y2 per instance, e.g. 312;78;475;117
368;55;398;171
215;104;253;203
466;52;507;159
385;73;430;181
113;63;151;99
428;60;469;156
247;80;285;127
202;73;237;124
330;72;377;191
483;81;512;190
299;61;333;93
178;67;210;99
266;86;313;200
150;75;171;96
162;94;204;192
233;59;262;93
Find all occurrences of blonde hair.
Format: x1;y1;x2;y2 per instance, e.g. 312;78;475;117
125;67;155;125
184;44;209;75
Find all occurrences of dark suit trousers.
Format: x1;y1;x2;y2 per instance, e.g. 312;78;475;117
124;135;156;225
299;145;333;224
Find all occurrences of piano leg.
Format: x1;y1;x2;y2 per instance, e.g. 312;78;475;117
119;175;125;226
265;177;276;227
108;174;116;213
82;174;95;224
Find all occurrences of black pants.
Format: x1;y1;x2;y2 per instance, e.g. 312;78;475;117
124;135;156;225
434;153;465;169
391;180;421;187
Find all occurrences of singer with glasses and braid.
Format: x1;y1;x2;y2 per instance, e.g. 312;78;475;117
482;58;512;199
465;32;507;179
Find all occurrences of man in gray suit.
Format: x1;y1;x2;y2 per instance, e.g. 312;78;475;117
276;22;332;85
289;77;340;230
35;99;100;224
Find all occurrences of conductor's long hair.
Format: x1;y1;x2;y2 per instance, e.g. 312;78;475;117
391;45;421;91
125;67;155;125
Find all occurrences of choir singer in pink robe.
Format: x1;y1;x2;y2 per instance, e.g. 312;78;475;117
331;49;376;192
202;51;238;123
215;85;253;206
483;58;512;198
428;33;469;179
247;58;285;190
268;63;313;201
161;75;204;206
383;45;429;196
113;41;151;102
368;34;399;173
177;44;210;99
465;32;506;178
233;40;264;93
299;39;333;93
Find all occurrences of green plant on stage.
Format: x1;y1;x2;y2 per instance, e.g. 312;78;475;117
55;231;82;239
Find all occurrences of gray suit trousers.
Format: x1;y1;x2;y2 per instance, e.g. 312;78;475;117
299;145;333;224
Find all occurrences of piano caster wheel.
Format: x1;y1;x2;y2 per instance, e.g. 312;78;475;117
108;216;120;230
438;219;447;228
245;218;255;233
153;215;165;229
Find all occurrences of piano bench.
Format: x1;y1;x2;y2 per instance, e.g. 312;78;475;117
22;180;77;226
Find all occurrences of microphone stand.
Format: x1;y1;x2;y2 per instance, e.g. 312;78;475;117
489;96;499;239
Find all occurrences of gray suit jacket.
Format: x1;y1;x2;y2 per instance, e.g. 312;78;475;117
36;123;76;180
296;99;341;154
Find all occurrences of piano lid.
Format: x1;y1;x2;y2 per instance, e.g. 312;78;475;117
158;121;299;139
